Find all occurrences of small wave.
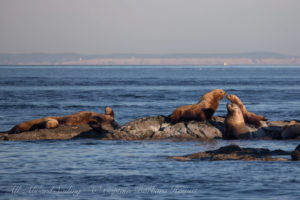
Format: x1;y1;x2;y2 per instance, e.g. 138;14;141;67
118;94;145;98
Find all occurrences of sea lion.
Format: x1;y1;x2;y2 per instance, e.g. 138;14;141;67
4;107;117;134
225;103;249;139
7;117;60;134
105;106;114;118
169;89;226;124
226;94;267;127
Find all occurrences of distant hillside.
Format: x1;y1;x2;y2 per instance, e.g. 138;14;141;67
0;52;299;65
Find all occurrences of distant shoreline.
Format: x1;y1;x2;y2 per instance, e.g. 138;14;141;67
1;52;300;66
1;64;300;67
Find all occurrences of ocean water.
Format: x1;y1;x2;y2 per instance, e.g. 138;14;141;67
0;65;300;199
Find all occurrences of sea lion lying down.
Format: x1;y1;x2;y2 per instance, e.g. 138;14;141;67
4;107;118;134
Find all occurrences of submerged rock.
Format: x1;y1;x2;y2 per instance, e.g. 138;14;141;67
172;144;290;161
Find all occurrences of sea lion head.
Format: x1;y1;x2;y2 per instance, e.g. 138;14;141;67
105;107;114;118
105;107;118;129
90;107;118;130
199;89;226;103
226;103;241;114
226;94;240;104
210;89;227;100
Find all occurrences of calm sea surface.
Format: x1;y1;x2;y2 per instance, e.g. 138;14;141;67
0;65;300;199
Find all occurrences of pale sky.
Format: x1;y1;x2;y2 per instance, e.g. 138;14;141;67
0;0;299;55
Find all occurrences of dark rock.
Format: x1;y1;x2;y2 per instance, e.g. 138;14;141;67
102;116;165;140
172;144;290;161
291;151;300;161
295;144;300;151
265;121;291;139
291;144;300;161
248;121;296;140
102;116;224;140
281;124;300;139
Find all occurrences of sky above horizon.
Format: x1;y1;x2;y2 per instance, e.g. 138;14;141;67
0;0;300;56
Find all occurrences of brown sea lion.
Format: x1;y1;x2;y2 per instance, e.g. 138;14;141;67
5;107;117;134
225;103;249;139
7;117;60;134
169;89;226;124
226;94;267;127
105;106;114;118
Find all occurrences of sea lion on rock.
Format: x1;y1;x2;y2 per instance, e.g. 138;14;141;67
169;89;226;124
226;94;267;127
5;107;117;134
105;106;114;118
7;117;60;134
225;103;249;139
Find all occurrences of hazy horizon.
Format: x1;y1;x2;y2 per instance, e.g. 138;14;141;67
1;0;300;56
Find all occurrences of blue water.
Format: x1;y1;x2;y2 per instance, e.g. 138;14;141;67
0;65;300;199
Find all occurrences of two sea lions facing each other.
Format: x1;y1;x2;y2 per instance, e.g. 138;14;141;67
167;88;267;139
169;89;227;124
224;94;268;139
168;89;266;127
5;107;118;134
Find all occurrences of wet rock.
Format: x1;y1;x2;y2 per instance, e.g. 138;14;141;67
265;121;291;139
172;144;290;161
291;144;300;161
248;121;295;140
102;116;165;140
102;116;224;140
281;122;300;139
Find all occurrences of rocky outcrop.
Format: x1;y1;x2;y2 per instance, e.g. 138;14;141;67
0;124;110;141
0;115;299;141
102;116;224;140
104;116;298;141
172;144;290;161
281;122;300;139
249;121;299;140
